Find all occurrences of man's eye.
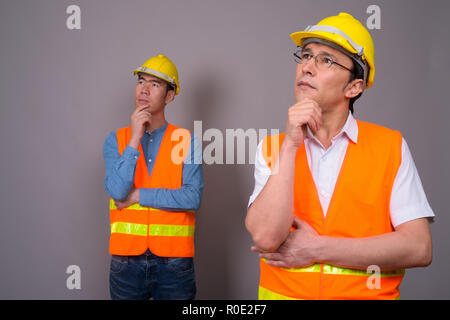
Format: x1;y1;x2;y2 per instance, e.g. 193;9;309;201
301;53;312;60
322;57;333;65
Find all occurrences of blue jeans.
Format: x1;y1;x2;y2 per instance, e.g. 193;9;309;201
109;249;196;300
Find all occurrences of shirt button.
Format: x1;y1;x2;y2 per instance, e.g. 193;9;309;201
148;158;152;163
150;139;153;143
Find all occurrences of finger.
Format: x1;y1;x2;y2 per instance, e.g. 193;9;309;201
135;109;152;118
132;106;147;116
300;98;321;114
251;246;264;253
136;114;152;123
305;114;320;133
135;104;151;112
140;113;153;124
293;100;322;122
291;108;321;129
135;114;152;125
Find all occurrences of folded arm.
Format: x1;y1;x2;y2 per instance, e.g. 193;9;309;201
256;217;432;270
103;131;204;211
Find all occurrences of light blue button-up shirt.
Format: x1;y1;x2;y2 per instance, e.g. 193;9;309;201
103;122;203;211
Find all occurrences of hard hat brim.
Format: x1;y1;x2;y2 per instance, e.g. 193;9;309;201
290;31;359;56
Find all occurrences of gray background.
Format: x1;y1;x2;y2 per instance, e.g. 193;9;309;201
0;0;449;299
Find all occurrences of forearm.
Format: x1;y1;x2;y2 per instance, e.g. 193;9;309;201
315;219;432;270
140;159;203;211
104;155;136;200
139;185;203;211
245;140;299;251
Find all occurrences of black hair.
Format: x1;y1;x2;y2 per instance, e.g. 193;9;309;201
347;60;365;114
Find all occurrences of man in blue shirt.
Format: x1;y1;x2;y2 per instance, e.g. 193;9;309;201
103;54;203;300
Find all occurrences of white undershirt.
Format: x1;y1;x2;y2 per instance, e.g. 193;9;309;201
248;113;435;228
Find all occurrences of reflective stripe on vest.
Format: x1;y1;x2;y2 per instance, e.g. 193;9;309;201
259;286;301;300
259;120;404;300
109;200;196;237
261;260;404;277
111;222;195;237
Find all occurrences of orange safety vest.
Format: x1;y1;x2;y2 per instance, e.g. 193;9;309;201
259;120;405;300
109;123;195;257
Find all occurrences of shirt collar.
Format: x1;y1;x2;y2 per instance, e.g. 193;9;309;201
306;111;358;144
341;111;358;144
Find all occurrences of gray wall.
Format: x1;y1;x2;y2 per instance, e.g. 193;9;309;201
0;0;449;299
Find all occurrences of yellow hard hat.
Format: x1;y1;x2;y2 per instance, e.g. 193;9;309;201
132;54;180;95
290;12;375;88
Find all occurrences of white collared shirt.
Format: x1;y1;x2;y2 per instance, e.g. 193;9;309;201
248;112;435;228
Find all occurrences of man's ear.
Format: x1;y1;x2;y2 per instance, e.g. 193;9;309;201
165;88;175;104
344;79;364;99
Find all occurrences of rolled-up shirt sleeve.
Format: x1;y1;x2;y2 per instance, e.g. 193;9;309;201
389;138;435;228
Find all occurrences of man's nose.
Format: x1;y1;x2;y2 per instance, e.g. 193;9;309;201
141;83;150;94
301;57;316;75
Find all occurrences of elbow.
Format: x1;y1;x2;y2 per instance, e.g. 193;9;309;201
245;211;284;252
185;187;203;211
192;190;203;211
410;236;433;268
251;233;283;252
104;180;129;201
190;198;202;211
110;190;128;201
417;241;433;267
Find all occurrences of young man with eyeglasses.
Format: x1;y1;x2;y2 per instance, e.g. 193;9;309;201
245;12;434;300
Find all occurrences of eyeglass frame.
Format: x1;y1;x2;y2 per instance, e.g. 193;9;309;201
293;48;353;73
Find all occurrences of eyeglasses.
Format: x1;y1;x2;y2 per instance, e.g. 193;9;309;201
293;49;353;73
